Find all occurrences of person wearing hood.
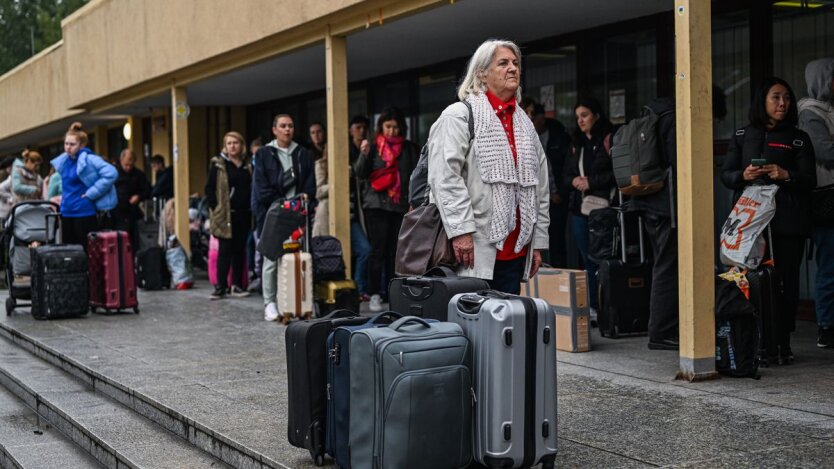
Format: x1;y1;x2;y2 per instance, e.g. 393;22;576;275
563;97;616;317
722;77;816;364
51;122;118;249
798;58;834;349
205;131;252;300
252;114;315;321
11;149;44;203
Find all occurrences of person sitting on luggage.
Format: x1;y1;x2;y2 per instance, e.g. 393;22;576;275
51;122;118;249
253;114;315;321
205;131;253;300
426;39;550;294
798;58;834;349
11;150;44;204
563;97;615;315
114;149;151;250
721;77;816;364
355;107;420;310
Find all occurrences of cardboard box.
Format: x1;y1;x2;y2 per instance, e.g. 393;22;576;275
523;268;589;310
522;269;591;352
554;306;591;353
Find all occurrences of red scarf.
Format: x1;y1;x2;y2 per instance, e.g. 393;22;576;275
370;134;404;204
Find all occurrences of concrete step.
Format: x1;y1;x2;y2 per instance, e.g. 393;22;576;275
0;384;103;469
0;319;300;469
0;336;228;469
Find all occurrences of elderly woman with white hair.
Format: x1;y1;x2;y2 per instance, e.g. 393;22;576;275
426;39;550;293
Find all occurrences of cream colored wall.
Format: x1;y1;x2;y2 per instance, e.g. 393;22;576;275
61;0;366;109
0;43;76;141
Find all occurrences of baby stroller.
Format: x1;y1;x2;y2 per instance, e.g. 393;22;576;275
3;201;60;315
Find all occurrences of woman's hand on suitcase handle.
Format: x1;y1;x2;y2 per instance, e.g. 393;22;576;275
530;250;543;278
452;233;475;269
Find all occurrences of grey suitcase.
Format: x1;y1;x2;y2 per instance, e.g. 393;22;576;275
349;316;473;469
449;291;557;469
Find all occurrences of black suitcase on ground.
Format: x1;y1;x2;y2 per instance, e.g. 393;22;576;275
388;266;489;320
598;206;652;338
31;245;89;320
136;246;170;290
746;227;783;367
285;310;367;466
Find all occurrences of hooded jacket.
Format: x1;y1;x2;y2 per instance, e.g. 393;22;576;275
627;97;677;218
252;139;315;234
206;153;252;239
798;58;834;187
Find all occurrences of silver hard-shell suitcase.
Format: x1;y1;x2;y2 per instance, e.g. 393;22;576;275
449;291;557;469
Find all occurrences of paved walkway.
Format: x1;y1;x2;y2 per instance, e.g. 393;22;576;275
0;279;832;468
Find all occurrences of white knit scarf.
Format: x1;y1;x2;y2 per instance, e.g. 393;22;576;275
466;92;539;253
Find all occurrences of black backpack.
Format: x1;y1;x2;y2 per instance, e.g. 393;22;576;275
611;106;672;196
408;101;475;207
715;277;761;379
311;236;346;281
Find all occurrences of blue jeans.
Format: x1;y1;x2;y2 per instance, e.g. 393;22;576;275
571;213;599;310
814;226;834;326
351;221;371;295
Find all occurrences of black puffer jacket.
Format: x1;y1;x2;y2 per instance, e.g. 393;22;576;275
563;119;616;214
721;123;817;236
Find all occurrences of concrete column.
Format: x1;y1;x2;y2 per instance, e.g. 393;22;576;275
325;28;351;276
94;125;108;158
171;86;191;254
675;0;717;381
127;116;144;169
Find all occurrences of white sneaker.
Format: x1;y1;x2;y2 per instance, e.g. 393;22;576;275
264;302;279;321
369;294;383;312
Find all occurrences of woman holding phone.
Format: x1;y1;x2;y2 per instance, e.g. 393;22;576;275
721;77;816;364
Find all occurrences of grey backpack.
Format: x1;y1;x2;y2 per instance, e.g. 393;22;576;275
611;106;670;196
408;100;474;207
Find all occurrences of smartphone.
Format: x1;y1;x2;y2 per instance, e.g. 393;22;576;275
751;158;767;167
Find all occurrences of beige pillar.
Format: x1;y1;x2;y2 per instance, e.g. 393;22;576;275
675;0;717;381
171;86;191;254
127;116;144;170
326;29;351;275
94;125;108;158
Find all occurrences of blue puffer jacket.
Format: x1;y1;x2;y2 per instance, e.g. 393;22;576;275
51;148;118;212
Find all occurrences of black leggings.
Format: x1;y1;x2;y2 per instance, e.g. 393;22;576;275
216;210;251;290
364;209;403;296
772;233;807;334
62;215;99;250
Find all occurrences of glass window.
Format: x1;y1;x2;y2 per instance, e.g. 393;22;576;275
525;46;577;129
712;10;751;141
416;72;458;145
773;1;834;99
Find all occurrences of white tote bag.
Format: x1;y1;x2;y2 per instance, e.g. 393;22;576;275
719;184;779;269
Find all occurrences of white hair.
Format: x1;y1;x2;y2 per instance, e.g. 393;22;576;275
457;39;523;102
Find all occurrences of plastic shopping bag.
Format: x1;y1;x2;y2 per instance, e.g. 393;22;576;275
719;184;778;269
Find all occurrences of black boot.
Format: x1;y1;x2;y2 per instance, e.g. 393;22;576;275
778;332;793;365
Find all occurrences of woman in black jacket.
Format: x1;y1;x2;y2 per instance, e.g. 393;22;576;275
563;97;616;314
722;77;816;364
355;107;419;311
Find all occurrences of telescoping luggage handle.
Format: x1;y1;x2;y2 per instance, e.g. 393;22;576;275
615;192;646;264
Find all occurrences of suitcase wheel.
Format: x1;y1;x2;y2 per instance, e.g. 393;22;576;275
5;297;14;316
133;307;140;315
314;455;324;466
280;313;293;325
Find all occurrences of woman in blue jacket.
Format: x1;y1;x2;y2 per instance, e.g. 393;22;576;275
51;122;118;248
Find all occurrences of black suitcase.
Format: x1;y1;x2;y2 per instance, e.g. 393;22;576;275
597;205;652;338
136;246;170;290
31;245;89;320
285;309;367;466
388;266;489;321
746;227;783;367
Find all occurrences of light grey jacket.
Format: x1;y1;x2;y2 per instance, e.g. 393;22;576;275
427;101;550;281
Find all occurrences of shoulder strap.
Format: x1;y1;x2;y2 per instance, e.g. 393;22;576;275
461;100;474;142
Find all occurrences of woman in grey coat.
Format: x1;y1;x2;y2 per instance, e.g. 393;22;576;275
426;39;550;294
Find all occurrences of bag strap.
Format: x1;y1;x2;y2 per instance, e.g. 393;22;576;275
425;265;456;277
423;100;475;206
